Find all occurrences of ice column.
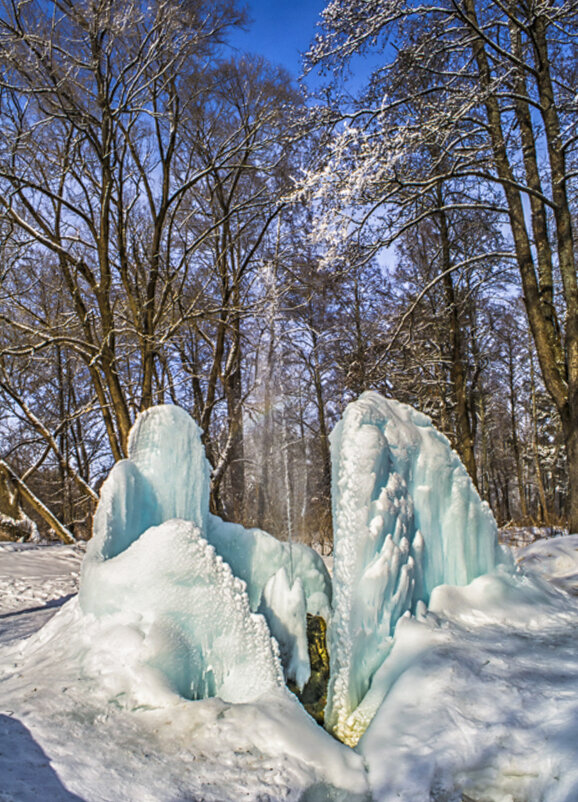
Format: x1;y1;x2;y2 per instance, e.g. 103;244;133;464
325;392;504;746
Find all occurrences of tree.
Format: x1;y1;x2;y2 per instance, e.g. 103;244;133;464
304;0;578;531
0;0;306;522
173;56;301;519
0;0;247;462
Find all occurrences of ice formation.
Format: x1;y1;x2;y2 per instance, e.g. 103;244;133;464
206;516;331;618
80;395;508;742
325;392;506;746
259;567;310;689
85;405;210;562
205;517;330;688
81;519;283;703
81;404;330;700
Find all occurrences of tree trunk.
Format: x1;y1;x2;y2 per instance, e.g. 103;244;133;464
310;325;333;549
437;190;478;486
530;343;551;525
0;462;75;544
464;0;578;531
225;312;245;522
506;343;528;520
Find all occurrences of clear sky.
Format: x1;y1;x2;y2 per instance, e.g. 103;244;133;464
229;0;328;78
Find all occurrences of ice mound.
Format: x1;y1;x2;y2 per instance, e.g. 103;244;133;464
205;517;331;688
81;519;283;703
80;396;508;742
81;404;330;696
206;516;331;617
325;392;507;745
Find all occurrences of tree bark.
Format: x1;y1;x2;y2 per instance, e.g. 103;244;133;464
437;190;478;486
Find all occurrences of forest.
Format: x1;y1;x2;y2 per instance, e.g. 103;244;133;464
0;0;576;545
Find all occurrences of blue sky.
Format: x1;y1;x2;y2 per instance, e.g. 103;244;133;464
229;0;328;78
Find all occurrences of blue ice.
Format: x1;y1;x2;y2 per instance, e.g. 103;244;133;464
325;392;508;745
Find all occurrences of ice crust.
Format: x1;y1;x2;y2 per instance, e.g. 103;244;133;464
81;404;330;700
325;392;506;745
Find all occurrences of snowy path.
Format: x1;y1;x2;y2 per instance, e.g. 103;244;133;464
1;538;578;801
0;544;82;643
0;544;84;800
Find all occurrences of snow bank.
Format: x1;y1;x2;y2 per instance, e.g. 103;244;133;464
359;569;578;802
2;594;369;801
516;533;578;595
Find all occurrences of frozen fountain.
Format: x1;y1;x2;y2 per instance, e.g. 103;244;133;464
80;405;331;702
324;392;506;745
79;393;507;740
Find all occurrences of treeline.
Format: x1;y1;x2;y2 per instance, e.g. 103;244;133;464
0;0;576;542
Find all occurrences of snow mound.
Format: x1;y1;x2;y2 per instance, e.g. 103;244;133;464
325;392;508;745
360;571;578;802
3;591;369;802
516;533;578;596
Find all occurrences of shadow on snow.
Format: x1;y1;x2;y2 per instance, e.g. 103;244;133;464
0;714;85;801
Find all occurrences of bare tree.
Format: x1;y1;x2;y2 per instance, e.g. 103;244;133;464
0;0;246;462
173;56;301;518
304;0;578;531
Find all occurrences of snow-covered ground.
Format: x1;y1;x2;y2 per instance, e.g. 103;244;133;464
0;541;366;802
1;534;578;801
0;543;82;645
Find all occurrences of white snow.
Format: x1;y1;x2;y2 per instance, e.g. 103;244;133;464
0;542;82;644
360;561;578;802
2;533;578;800
516;533;578;596
0;540;368;801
